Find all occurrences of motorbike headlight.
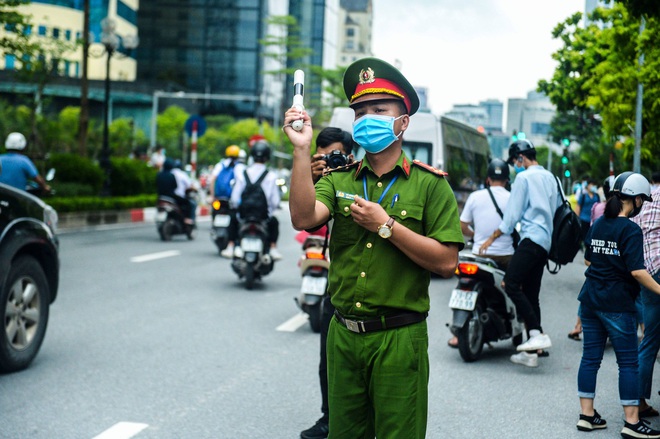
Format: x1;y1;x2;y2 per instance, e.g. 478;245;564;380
43;205;58;235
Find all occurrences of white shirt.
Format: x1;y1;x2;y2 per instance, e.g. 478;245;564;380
460;186;514;256
171;168;192;198
230;162;281;216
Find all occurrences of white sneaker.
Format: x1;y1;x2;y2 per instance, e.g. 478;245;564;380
517;333;552;352
233;246;244;258
510;351;538;368
220;245;234;259
269;248;283;261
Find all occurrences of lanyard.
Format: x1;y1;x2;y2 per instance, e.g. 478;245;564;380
363;174;399;205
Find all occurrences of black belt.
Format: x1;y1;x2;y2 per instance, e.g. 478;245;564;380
334;310;427;334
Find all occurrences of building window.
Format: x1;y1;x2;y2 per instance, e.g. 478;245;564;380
4;23;16;32
346;28;355;37
53;28;60;39
76;31;81;41
64;60;70;76
5;54;16;70
75;61;80;77
24;25;32;36
38;25;47;36
65;29;71;41
346;40;354;50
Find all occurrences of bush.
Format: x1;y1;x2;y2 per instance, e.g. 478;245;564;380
47;153;104;193
110;158;157;196
51;182;96;197
47;194;157;213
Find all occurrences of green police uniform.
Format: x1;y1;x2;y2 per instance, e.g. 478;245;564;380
316;152;464;438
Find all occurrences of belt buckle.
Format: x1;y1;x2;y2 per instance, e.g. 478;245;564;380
344;318;362;333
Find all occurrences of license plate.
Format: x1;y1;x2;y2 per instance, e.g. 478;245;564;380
213;215;231;227
448;289;479;311
301;276;327;295
241;237;263;253
156;211;167;222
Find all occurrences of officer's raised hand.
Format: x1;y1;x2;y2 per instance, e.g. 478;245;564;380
283;106;313;151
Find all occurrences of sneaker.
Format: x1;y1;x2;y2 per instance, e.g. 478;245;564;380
621;419;660;439
300;418;329;439
220;245;234;259
517;333;552;352
510;351;538;367
269;247;283;261
233;246;244;258
576;410;607;431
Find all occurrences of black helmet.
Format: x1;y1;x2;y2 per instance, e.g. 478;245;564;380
507;139;535;165
487;158;510;181
611;171;652;201
251;140;271;161
602;175;615;198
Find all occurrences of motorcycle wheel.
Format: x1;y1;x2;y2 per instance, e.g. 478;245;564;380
162;220;175;241
215;238;228;254
457;298;485;362
245;264;256;290
186;225;196;240
308;302;322;333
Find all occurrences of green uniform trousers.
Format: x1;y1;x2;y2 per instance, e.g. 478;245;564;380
327;317;429;439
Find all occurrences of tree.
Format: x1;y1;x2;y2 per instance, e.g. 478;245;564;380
0;0;30;54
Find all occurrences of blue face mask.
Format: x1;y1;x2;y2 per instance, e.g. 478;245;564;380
514;165;525;174
352;114;403;154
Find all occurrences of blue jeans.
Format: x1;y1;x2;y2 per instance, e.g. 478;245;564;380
639;271;660;400
578;304;639;406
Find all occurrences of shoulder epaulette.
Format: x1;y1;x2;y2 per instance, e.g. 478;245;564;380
412;160;448;177
323;161;360;176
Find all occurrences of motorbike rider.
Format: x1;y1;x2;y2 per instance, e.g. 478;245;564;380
300;127;354;439
447;158;515;349
0;132;51;193
156;159;192;222
212;146;246;259
227;140;282;260
171;160;197;225
480;139;561;368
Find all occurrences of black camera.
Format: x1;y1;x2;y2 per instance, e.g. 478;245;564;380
322;150;348;169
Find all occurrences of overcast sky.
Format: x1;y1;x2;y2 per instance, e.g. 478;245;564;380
371;0;585;115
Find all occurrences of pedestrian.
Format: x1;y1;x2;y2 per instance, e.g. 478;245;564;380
576;178;600;247
575;171;660;438
448;158;515;349
634;171;660;419
284;57;464;438
480;139;561;367
568;175;615;341
300;127;354;439
0;132;51;193
149;145;166;170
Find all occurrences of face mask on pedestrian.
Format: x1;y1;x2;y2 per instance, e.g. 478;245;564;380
628;196;643;218
513;156;525;174
590;185;598;194
352;114;404;154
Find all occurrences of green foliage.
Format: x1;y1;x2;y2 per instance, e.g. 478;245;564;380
47;153;104;193
157;106;190;158
616;0;660;18
48;194;157;213
109;157;157;196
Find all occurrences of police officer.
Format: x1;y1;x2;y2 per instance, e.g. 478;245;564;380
284;57;464;439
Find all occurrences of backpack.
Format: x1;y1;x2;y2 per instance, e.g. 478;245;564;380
214;161;236;198
547;176;582;274
238;170;269;221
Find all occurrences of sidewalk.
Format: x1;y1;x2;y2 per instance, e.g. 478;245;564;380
57;205;211;231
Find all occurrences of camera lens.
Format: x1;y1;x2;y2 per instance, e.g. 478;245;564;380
324;150;347;169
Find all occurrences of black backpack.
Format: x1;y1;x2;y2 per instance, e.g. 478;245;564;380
547;176;582;274
238;170;269;221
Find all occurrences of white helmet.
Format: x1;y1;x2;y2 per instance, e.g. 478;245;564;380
5;132;27;150
612;171;652;201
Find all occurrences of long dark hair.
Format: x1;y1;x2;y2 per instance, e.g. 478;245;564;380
604;193;627;218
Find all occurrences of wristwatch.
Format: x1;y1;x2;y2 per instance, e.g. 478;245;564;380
377;217;395;239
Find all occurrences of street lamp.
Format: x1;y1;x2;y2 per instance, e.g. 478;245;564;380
98;17;138;196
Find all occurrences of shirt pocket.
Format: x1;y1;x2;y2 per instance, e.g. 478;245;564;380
331;198;357;244
389;201;424;235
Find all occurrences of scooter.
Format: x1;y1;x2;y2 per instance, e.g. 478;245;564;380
294;235;329;333
230;218;275;290
448;252;524;362
156;195;196;241
210;196;232;253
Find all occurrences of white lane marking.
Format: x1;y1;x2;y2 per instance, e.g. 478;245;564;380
276;312;309;332
130;250;181;263
92;422;149;439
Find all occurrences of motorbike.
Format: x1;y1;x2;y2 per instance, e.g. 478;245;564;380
230;217;275;289
156;194;196;241
294;235;330;332
210;196;232;253
448;252;524;362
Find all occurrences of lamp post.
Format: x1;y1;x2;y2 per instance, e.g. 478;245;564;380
99;17;138;196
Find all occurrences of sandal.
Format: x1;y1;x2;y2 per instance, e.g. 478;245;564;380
640;406;660;418
568;330;582;341
447;337;458;349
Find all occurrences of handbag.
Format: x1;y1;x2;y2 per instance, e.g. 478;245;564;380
486;186;520;249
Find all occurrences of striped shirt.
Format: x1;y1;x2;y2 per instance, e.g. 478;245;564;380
633;187;660;276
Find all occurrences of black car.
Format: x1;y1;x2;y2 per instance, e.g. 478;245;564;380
0;182;59;373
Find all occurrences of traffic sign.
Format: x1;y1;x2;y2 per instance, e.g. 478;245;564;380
184;115;207;137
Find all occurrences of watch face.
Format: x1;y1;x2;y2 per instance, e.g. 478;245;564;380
378;226;392;239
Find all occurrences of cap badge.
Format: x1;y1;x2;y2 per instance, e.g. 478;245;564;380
358;67;375;85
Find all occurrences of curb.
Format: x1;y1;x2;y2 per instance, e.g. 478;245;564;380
58;205;211;231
